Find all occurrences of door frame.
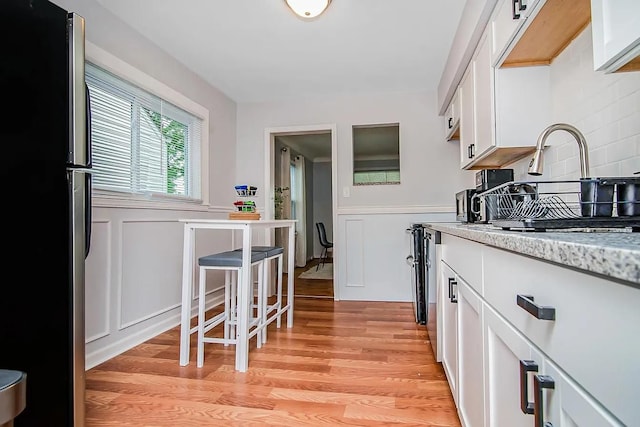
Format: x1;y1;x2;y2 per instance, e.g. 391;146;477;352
263;124;338;300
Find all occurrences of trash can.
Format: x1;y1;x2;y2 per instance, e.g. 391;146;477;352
0;370;26;427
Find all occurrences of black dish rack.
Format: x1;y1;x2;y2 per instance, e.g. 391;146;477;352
473;178;640;231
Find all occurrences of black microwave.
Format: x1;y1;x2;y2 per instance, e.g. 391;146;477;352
455;189;478;223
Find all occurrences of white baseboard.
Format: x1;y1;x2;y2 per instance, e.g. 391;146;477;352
85;294;225;370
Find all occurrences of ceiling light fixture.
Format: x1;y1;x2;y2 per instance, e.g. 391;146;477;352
285;0;331;19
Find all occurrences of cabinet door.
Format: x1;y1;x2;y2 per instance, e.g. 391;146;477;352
440;260;458;403
484;305;541;427
445;91;460;141
473;28;494;159
457;279;484;427
459;66;475;168
543;360;624;427
492;0;530;65
591;0;640;72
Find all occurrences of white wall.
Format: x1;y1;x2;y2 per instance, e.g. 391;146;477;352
237;91;475;211
510;26;640;180
52;0;239;368
237;91;472;301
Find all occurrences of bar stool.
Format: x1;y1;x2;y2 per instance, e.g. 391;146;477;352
196;250;267;368
234;245;284;343
0;369;26;427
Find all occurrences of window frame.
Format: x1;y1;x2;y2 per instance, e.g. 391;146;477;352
86;42;210;209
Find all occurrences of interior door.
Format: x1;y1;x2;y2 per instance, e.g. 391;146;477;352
291;156;306;267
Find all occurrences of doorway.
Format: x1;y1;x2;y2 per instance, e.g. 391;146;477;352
264;124;338;300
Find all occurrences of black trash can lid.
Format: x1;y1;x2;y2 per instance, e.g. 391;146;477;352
0;370;25;390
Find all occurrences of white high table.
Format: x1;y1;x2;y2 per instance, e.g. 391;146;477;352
178;218;296;371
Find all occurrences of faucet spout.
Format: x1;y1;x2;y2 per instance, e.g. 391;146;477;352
528;123;590;178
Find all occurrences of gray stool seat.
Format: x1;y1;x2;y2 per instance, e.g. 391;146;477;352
234;246;283;258
199;250;266;267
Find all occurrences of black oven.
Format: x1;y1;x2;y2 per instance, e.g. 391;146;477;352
406;224;427;324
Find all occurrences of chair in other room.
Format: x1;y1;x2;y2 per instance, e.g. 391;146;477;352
315;222;333;271
196;250;266;368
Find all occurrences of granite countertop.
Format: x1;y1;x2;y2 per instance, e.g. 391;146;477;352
425;223;640;286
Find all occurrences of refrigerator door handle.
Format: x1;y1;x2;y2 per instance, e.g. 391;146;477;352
85;173;92;258
67;13;87;167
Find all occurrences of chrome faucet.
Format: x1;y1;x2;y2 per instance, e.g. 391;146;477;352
528;123;590;178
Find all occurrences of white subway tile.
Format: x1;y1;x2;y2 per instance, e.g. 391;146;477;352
606;138;636;163
591;163;620;177
619;114;640;139
589;146;607;167
556;141;576;161
619;156;640;176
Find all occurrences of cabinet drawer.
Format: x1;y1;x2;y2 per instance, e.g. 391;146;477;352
441;234;483;294
483;245;638;426
492;0;527;65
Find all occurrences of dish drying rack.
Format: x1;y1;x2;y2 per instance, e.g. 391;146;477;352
473;180;640;231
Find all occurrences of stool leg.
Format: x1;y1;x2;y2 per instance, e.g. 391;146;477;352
230;270;237;340
197;266;206;367
223;270;231;346
261;259;269;344
256;262;264;348
276;254;283;328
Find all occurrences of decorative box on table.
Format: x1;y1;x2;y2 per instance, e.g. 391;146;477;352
230;185;260;220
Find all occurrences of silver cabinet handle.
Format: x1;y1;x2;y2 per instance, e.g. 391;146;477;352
517;294;555;320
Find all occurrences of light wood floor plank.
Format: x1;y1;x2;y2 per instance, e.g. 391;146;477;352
85;268;460;426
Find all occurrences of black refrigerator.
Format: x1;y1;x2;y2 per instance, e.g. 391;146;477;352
0;1;90;426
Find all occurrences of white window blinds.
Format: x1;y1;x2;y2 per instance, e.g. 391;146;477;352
86;62;202;199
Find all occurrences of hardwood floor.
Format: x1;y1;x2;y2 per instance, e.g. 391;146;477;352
85;283;460;425
287;258;334;299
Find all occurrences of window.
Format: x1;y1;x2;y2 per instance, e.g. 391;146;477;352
353;170;401;185
86;62;203;200
352;123;400;185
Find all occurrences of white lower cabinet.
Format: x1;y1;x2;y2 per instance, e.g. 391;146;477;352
457;279;485;427
439;233;629;427
484;305;542;427
440;260;458;404
543;360;622;427
483;300;623;427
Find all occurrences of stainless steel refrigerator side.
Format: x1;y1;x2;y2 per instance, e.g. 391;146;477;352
67;12;87;427
67;168;88;427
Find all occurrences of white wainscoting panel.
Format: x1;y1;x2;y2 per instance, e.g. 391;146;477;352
85;220;111;343
344;219;364;288
120;220;184;329
337;212;455;301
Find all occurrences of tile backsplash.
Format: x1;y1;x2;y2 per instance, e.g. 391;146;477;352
511;24;640;181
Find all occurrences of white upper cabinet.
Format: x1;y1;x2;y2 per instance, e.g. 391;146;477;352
493;0;590;68
491;0;535;64
444;90;461;141
591;0;640;72
457;24;551;170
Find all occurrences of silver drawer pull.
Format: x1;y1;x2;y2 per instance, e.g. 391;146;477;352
517;295;555;321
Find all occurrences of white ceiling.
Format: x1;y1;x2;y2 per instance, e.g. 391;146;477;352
96;0;466;104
